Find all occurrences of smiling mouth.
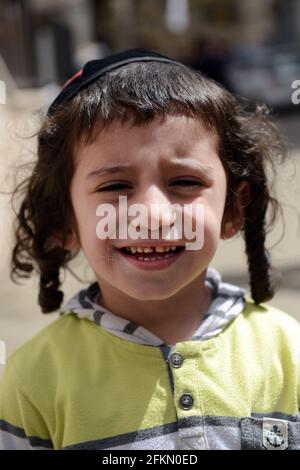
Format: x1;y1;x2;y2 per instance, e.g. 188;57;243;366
118;245;185;261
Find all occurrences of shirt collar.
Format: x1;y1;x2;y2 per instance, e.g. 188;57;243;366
59;267;246;347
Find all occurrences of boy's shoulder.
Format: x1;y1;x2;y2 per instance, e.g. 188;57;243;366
241;297;300;343
11;312;83;351
4;313;93;386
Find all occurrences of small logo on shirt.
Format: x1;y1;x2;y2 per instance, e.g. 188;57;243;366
263;418;288;450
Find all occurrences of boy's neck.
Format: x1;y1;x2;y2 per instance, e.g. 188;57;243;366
95;270;213;346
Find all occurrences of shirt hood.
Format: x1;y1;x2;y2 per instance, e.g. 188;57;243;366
59;267;246;347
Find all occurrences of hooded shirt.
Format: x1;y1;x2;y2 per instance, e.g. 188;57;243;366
1;267;300;450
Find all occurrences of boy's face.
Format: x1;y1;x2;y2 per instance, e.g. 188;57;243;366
67;115;238;300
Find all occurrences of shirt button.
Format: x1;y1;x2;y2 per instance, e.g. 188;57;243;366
179;393;194;410
169;352;184;368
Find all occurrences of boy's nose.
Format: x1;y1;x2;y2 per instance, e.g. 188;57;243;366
130;187;176;231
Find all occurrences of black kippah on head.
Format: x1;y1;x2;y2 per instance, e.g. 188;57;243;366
47;48;181;116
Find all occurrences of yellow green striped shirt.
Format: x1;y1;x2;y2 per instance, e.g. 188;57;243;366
0;297;300;450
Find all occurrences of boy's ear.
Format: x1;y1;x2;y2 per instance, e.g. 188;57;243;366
221;180;251;240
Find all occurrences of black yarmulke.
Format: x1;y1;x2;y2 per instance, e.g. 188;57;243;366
47;48;181;116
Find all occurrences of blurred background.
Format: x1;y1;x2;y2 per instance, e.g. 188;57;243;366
0;0;299;360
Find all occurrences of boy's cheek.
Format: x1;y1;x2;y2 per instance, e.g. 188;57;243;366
202;216;221;249
82;229;115;260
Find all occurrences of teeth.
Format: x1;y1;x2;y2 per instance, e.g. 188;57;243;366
153;246;174;253
125;246;179;254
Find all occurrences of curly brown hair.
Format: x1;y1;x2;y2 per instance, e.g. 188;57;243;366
8;61;286;313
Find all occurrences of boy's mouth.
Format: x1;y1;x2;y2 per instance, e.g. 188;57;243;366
117;245;185;261
115;244;187;271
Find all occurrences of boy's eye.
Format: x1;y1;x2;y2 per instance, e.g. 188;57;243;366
171;179;203;187
96;179;203;192
96;183;132;192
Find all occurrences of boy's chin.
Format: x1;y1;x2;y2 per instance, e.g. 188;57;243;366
120;283;184;301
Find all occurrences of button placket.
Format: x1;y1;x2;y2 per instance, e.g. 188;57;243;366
171;351;207;450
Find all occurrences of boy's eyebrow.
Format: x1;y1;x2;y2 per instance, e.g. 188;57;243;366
86;160;215;180
167;159;215;177
86;164;134;180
